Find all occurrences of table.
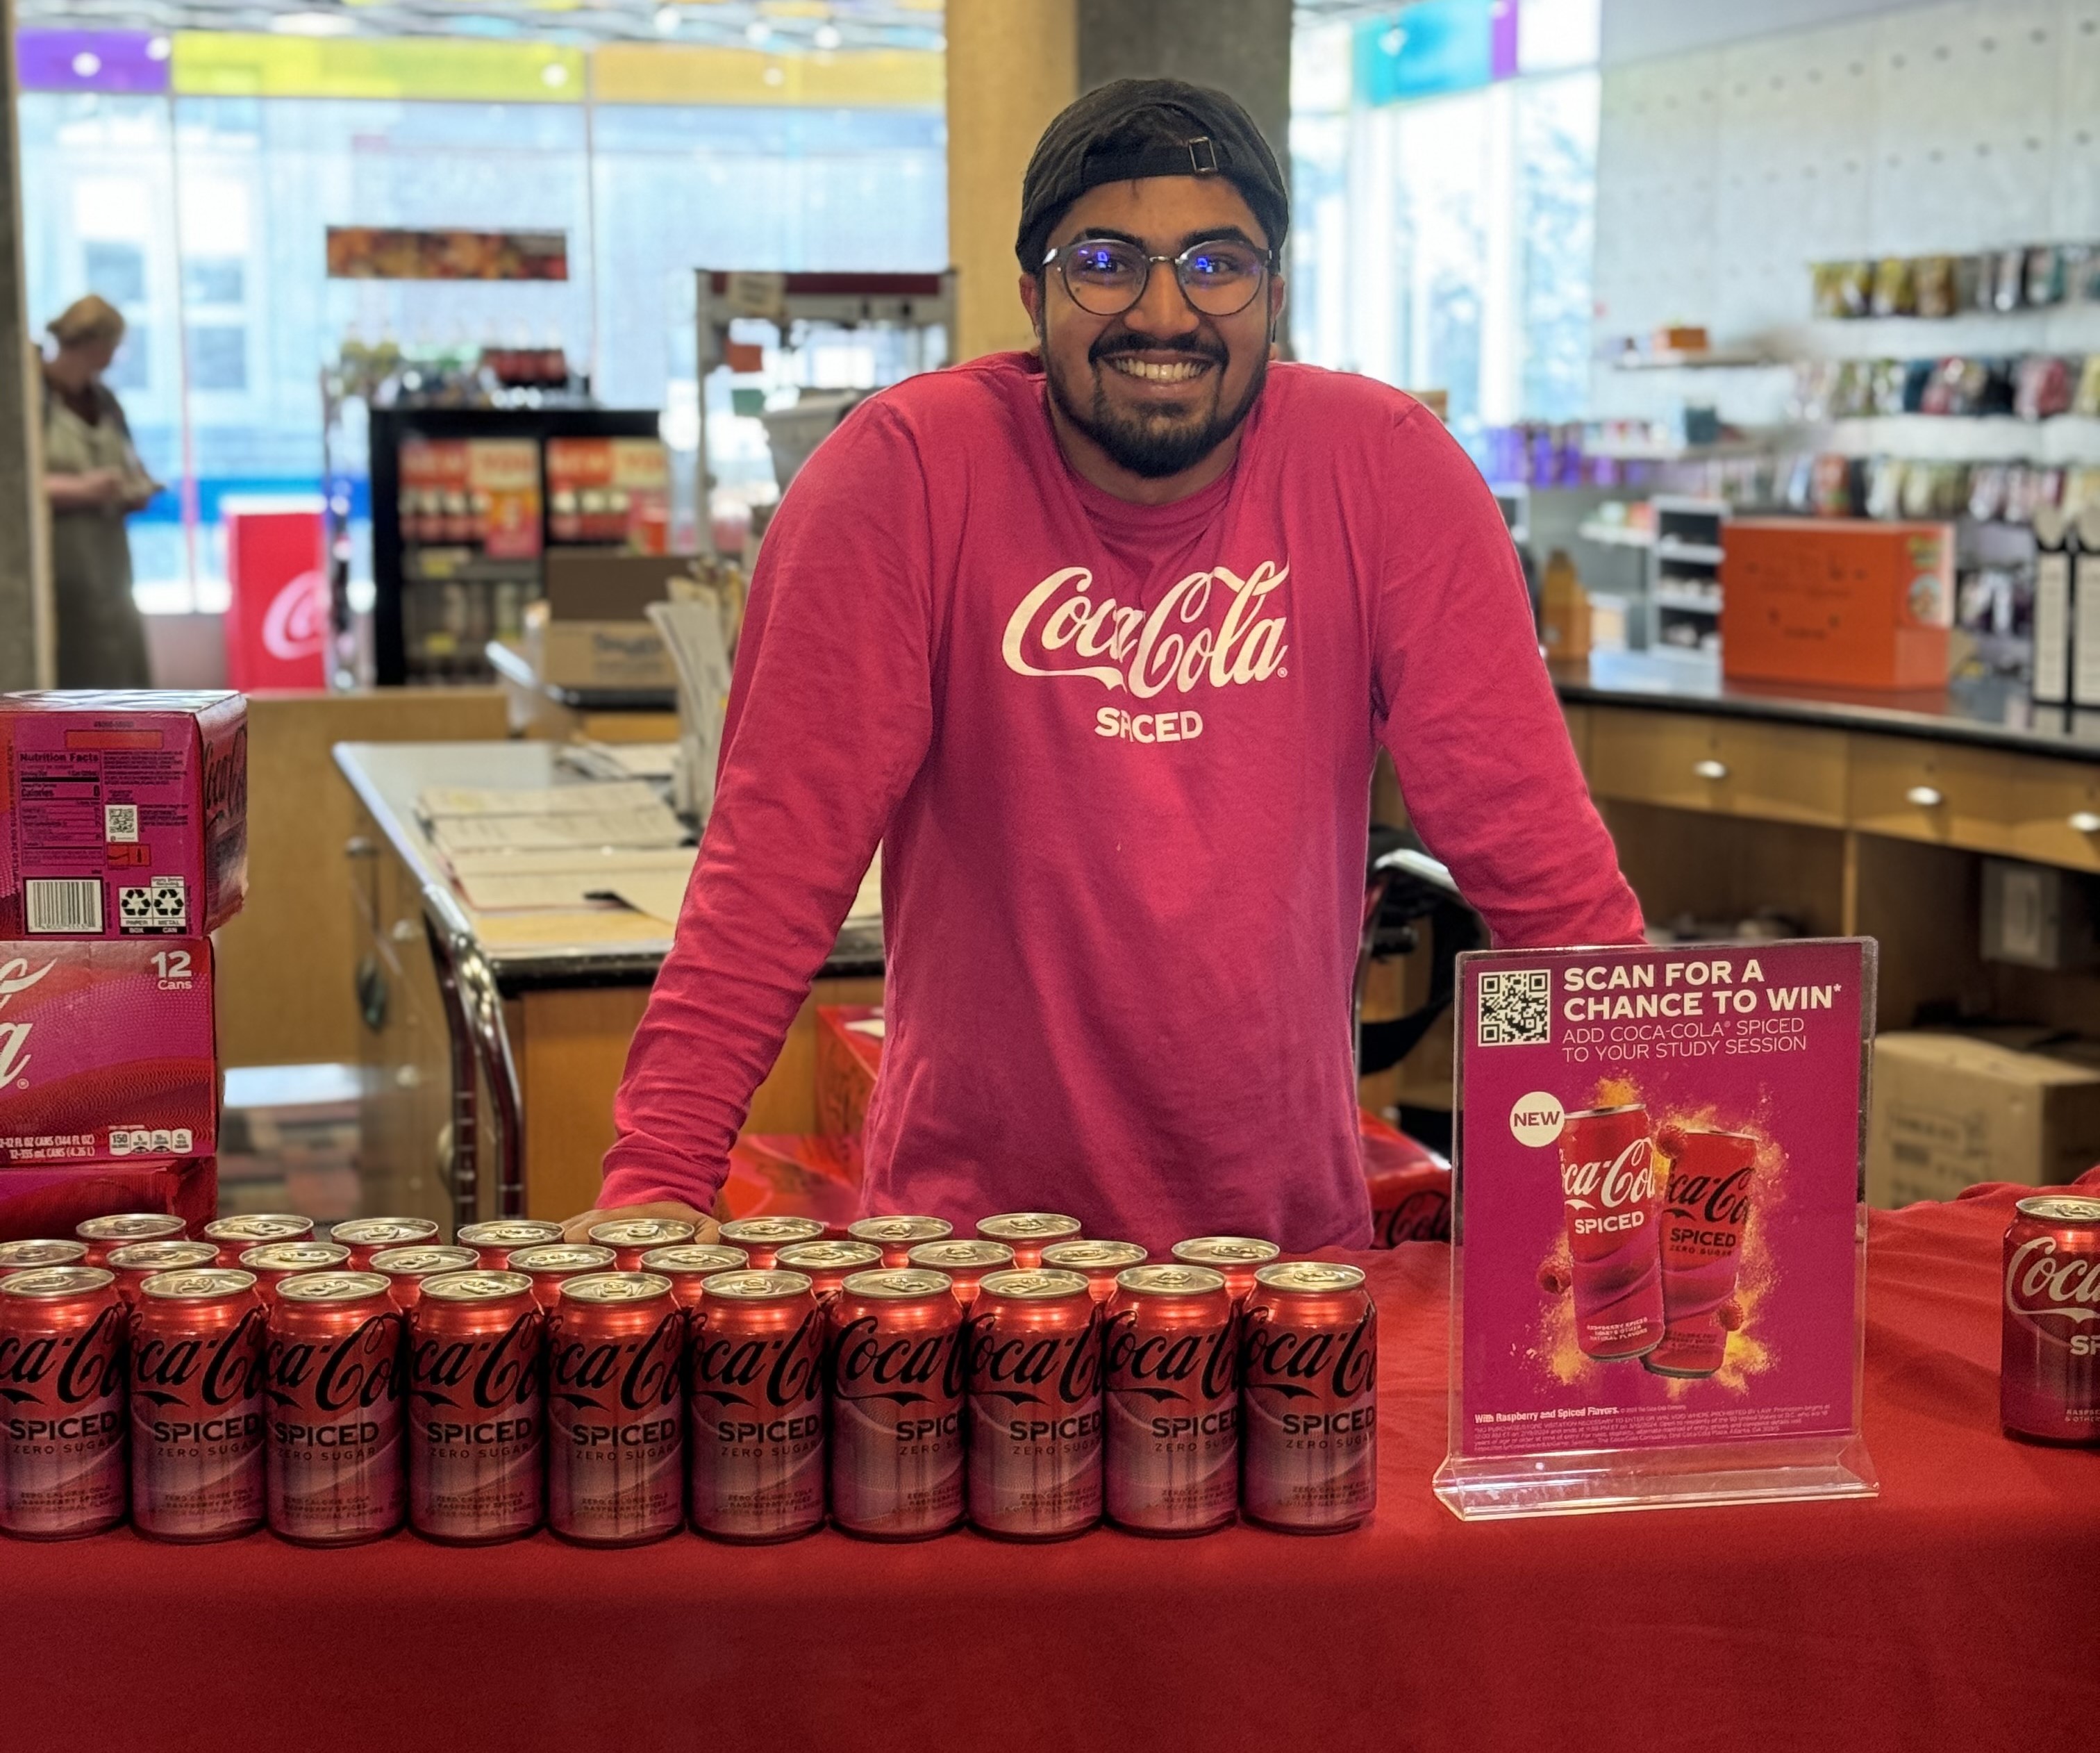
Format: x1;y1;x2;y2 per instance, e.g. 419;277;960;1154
7;1183;2094;1753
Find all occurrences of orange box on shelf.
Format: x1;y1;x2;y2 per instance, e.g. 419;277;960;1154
717;1133;860;1232
1719;517;1953;690
815;1004;883;1152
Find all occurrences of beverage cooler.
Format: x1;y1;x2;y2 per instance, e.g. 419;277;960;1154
368;406;668;686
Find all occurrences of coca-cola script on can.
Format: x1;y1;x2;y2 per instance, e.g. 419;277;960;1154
2001;1193;2100;1445
408;1270;543;1544
128;1268;268;1541
0;1265;127;1538
1240;1261;1377;1534
827;1268;965;1540
1103;1264;1238;1536
1555;1104;1664;1361
967;1268;1103;1541
264;1270;404;1545
545;1272;685;1547
688;1268;826;1543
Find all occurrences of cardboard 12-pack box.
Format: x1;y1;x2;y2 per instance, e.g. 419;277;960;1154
0;691;248;940
0;1155;216;1243
814;1004;884;1158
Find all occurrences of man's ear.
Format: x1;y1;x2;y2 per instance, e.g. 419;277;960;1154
1018;273;1044;353
1267;274;1288;351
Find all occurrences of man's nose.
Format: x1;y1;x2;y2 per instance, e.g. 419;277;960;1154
1124;260;1202;339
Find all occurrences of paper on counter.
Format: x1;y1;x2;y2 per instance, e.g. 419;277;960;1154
419;779;664;818
558;742;680;783
451;847;696;913
428;804;688;857
601;872;697;927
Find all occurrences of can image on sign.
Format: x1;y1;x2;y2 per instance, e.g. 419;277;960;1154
776;1240;883;1305
1555;1103;1665;1361
639;1243;749;1310
688;1268;826;1543
107;1240;217;1306
76;1212;185;1268
586;1218;696;1273
967;1268;1103;1542
719;1216;826;1272
847;1215;952;1269
370;1245;481;1312
329;1218;440;1272
976;1213;1082;1270
201;1214;314;1268
1240;1261;1378;1534
240;1241;351;1305
0;1240;88;1272
1040;1240;1148;1305
129;1268;268;1542
546;1272;685;1547
2001;1193;2100;1445
1644;1127;1758;1380
1169;1236;1281;1306
264;1271;405;1545
408;1270;544;1545
508;1244;617;1312
906;1238;1013;1310
828;1268;965;1540
0;1265;127;1538
1104;1263;1239;1537
456;1220;564;1271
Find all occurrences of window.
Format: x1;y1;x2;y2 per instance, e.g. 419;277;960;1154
185;325;247;392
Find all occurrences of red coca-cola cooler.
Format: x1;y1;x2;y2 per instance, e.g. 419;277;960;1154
222;497;328;691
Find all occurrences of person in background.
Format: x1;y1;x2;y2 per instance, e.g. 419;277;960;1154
42;294;157;688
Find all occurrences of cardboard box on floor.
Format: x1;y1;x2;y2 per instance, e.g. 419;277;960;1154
1868;1031;2100;1208
522;552;692;691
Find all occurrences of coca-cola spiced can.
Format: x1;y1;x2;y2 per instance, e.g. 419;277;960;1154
76;1213;185;1268
265;1271;404;1545
586;1218;696;1274
546;1272;685;1547
106;1240;217;1306
906;1238;1012;1311
240;1241;351;1305
967;1268;1103;1541
329;1218;440;1272
0;1265;127;1538
508;1243;617;1313
1040;1240;1148;1305
455;1220;563;1272
976;1213;1081;1270
408;1270;544;1544
2002;1194;2100;1445
719;1217;826;1272
1104;1264;1239;1537
1240;1261;1377;1534
847;1215;952;1270
370;1245;480;1313
1169;1236;1281;1306
776;1239;883;1305
828;1268;965;1540
688;1268;826;1543
0;1240;87;1273
640;1243;749;1311
201;1214;313;1269
129;1268;268;1541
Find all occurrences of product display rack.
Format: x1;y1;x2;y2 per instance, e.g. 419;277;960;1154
1647;496;1726;652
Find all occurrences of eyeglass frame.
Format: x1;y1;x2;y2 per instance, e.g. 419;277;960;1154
1039;234;1276;320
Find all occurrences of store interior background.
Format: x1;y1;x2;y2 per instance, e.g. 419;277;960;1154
6;0;2100;1218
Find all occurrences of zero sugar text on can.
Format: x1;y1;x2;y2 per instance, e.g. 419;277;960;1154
2002;1193;2100;1445
847;1216;953;1270
408;1270;544;1545
240;1242;351;1304
0;1240;88;1273
370;1245;481;1313
1104;1264;1240;1537
586;1219;696;1274
1169;1237;1281;1306
640;1244;749;1311
201;1215;314;1269
106;1240;219;1306
967;1268;1103;1541
1040;1240;1148;1305
828;1268;965;1540
455;1220;564;1272
329;1218;441;1272
76;1213;185;1268
508;1244;617;1313
129;1268;269;1542
776;1240;884;1305
906;1239;1014;1311
719;1217;826;1272
265;1272;405;1545
976;1213;1082;1270
1240;1261;1378;1534
688;1269;826;1543
0;1265;128;1538
546;1272;685;1547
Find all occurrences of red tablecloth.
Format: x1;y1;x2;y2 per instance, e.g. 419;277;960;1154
6;1186;2097;1753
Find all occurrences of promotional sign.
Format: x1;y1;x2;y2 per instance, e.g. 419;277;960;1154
223;499;327;691
1434;938;1878;1519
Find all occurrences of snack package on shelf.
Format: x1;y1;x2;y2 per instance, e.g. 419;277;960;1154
0;1154;215;1242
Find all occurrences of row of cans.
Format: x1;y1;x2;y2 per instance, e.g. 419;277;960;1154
0;1210;1378;1544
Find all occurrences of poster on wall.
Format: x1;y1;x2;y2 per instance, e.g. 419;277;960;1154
325;227;569;281
1434;938;1878;1520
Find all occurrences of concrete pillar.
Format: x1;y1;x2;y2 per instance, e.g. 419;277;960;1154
0;0;51;689
1076;0;1294;175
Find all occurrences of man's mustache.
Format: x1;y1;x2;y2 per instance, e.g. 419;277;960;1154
1089;331;1228;366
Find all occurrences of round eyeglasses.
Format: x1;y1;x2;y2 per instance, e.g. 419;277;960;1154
1042;236;1272;319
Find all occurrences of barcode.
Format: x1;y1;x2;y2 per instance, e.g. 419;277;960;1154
25;879;103;933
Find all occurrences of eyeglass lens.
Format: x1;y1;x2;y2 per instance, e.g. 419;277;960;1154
1059;239;1267;317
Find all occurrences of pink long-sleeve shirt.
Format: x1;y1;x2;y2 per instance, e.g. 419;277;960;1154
600;351;1641;1250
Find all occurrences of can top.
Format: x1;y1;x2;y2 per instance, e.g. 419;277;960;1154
419;1269;533;1303
977;1212;1082;1243
702;1269;817;1302
76;1213;185;1244
639;1244;748;1274
776;1240;883;1272
456;1220;564;1247
908;1239;1013;1270
1041;1239;1147;1270
277;1271;393;1304
140;1268;258;1301
2015;1193;2100;1225
841;1267;953;1300
719;1216;826;1245
586;1218;694;1249
508;1244;617;1274
559;1270;674;1304
369;1245;479;1277
1172;1236;1281;1268
241;1242;351;1272
0;1239;88;1269
202;1214;312;1245
108;1240;217;1272
0;1264;115;1299
1560;1102;1645;1121
330;1218;440;1247
978;1268;1091;1302
1253;1261;1367;1295
1115;1263;1227;1297
847;1215;953;1246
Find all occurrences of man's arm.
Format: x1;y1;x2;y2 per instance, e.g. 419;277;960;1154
589;404;935;1218
1372;405;1642;949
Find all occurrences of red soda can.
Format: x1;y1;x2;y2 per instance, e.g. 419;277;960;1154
546;1272;685;1547
586;1218;696;1273
0;1265;127;1538
201;1214;313;1268
688;1268;826;1542
1041;1240;1148;1304
455;1220;564;1271
967;1268;1103;1541
407;1269;544;1544
639;1243;749;1311
906;1238;1013;1311
1644;1127;1758;1380
1170;1236;1281;1306
0;1240;88;1272
329;1218;440;1272
264;1271;405;1545
847;1216;952;1270
2002;1193;2100;1445
76;1213;185;1268
129;1267;268;1542
976;1213;1081;1270
107;1240;217;1306
1104;1263;1239;1536
240;1241;351;1306
719;1216;826;1272
508;1243;616;1313
827;1268;965;1540
1240;1261;1378;1534
1555;1103;1665;1361
369;1245;480;1312
776;1239;883;1305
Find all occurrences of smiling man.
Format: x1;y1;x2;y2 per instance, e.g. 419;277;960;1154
569;78;1640;1252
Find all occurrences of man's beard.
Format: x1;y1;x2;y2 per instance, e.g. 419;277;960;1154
1046;331;1267;480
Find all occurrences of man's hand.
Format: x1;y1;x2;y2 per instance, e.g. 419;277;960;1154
562;1201;719;1245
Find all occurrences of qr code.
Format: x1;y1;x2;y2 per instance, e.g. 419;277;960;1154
1477;969;1551;1047
104;804;138;843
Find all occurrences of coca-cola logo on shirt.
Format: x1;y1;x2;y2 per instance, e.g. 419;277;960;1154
265;1315;401;1414
133;1309;267;1408
1105;1313;1238;1405
0;1302;124;1406
830;1317;965;1406
690;1312;822;1413
0;955;56;1085
411;1313;541;1412
1243;1307;1376;1401
2005;1236;2100;1324
967;1306;1103;1408
1376;1190;1451;1247
1561;1139;1657;1213
551;1311;683;1415
1001;561;1290;700
1664;1165;1753;1229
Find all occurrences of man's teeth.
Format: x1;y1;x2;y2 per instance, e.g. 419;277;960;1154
1106;357;1209;382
